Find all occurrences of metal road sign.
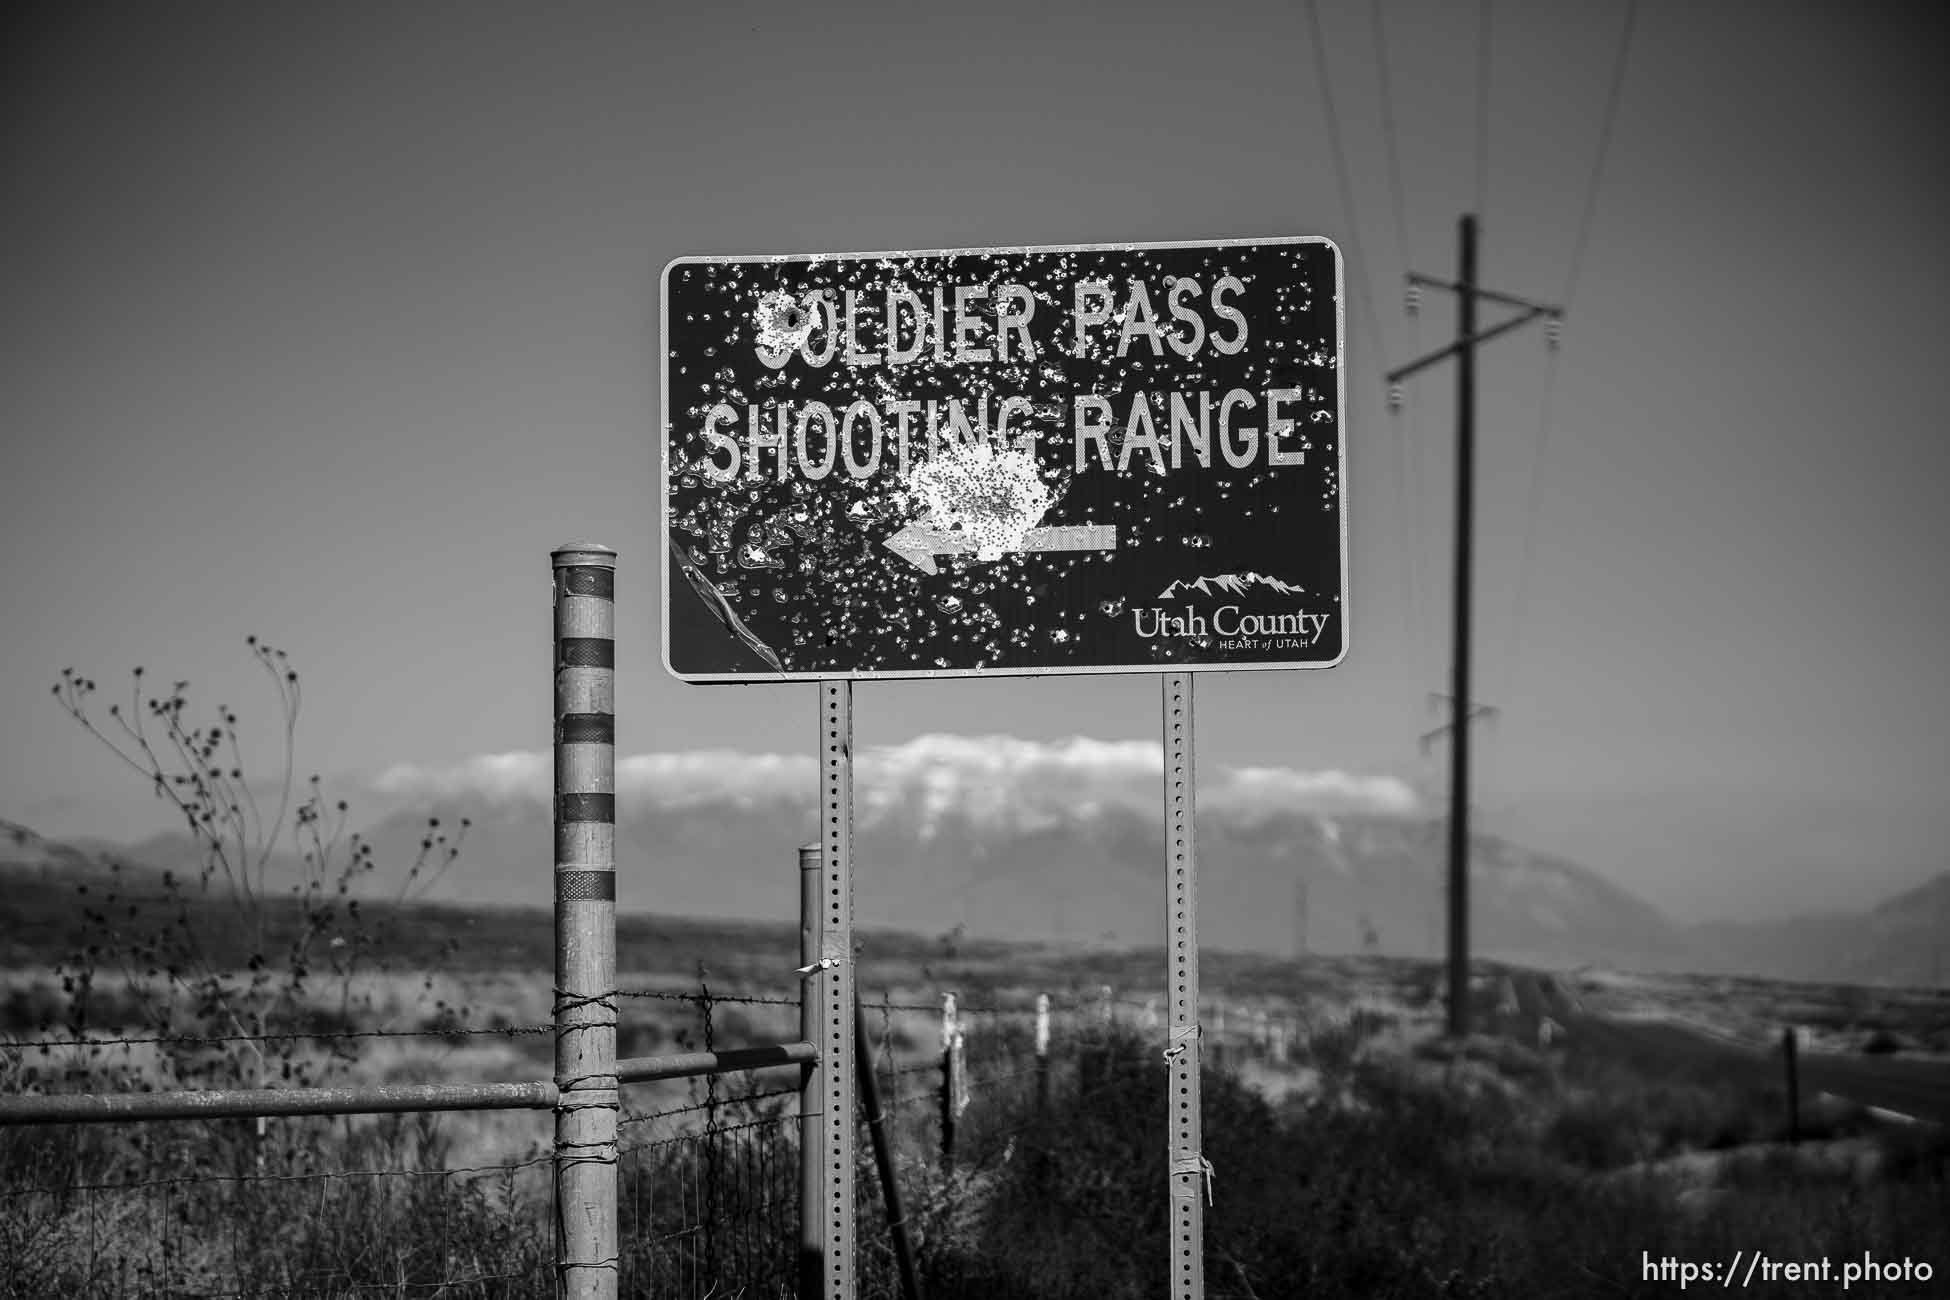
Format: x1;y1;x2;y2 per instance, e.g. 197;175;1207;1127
661;236;1346;681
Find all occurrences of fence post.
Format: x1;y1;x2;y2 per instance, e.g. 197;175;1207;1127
1035;993;1051;1115
799;843;824;1299
698;962;719;1279
954;1020;969;1120
551;543;619;1300
1783;1026;1801;1145
939;993;958;1170
1081;985;1113;1096
854;990;922;1300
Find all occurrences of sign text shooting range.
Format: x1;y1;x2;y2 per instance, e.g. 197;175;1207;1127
661;237;1345;682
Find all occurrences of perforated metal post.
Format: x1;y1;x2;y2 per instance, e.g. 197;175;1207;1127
552;544;619;1300
798;843;825;1299
818;682;858;1297
1163;672;1205;1299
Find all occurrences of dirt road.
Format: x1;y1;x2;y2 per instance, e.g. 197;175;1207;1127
1508;972;1950;1126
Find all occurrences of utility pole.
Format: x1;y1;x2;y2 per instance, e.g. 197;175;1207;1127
1388;215;1563;1039
1421;691;1495;982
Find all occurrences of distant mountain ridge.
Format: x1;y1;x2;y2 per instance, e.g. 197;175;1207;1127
1;818;146;879
10;810;1942;987
1686;872;1950;987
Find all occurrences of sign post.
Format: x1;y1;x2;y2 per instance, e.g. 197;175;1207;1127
1163;671;1205;1299
817;682;857;1298
661;237;1344;1297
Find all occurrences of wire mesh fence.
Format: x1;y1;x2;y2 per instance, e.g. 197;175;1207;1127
619;1085;800;1297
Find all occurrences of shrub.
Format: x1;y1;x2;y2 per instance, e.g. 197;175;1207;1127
44;642;472;1099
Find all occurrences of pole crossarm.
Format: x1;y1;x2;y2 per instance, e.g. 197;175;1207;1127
1419;718;1495;755
1406;271;1564;318
1386;306;1553;384
1418;699;1499;756
1427;691;1498;713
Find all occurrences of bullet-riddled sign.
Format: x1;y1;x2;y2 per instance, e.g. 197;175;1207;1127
661;236;1345;681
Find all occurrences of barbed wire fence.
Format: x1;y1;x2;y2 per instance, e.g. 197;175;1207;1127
1;972;1318;1298
0;1015;560;1297
6;546;1342;1298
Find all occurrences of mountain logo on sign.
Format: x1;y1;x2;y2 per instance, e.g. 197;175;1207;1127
1156;572;1307;600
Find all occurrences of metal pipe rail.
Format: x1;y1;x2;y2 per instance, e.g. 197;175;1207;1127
0;1041;818;1126
0;1080;559;1125
616;1040;816;1084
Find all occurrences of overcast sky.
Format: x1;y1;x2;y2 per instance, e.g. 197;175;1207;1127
4;0;1944;922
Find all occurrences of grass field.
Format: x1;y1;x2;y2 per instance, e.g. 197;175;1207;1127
2;865;1946;1297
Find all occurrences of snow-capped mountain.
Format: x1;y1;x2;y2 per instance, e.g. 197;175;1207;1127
1156;572;1309;600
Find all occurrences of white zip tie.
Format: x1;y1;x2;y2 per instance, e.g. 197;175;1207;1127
1163;1022;1201;1061
794;957;841;977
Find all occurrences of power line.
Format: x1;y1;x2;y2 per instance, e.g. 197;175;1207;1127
1307;0;1429;663
1562;0;1640;308
1468;3;1508;689
1303;0;1386;367
1369;0;1435;662
1499;0;1638;700
1386;375;1436;662
1476;0;1494;221
1499;341;1562;700
1371;0;1413;273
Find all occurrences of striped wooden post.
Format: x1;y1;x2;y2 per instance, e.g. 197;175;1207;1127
552;544;619;1300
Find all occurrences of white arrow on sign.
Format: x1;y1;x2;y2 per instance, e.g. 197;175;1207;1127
883;521;1119;575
